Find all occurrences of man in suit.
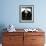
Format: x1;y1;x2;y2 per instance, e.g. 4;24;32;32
22;8;32;20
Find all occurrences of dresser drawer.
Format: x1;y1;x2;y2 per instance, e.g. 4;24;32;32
32;36;45;44
3;36;23;46
32;44;44;46
3;35;23;44
24;32;44;36
3;32;23;36
3;43;23;46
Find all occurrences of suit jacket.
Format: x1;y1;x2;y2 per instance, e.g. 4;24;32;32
22;10;32;20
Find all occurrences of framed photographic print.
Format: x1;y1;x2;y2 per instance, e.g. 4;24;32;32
19;5;34;23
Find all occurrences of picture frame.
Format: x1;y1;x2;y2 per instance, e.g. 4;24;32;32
19;5;34;23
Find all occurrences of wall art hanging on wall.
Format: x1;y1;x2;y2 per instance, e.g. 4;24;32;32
19;5;34;23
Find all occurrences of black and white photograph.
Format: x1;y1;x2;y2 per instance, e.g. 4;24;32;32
19;5;34;23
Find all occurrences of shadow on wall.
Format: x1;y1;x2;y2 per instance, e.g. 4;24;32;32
0;24;7;43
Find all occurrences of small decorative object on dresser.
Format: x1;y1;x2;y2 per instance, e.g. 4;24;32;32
24;28;39;32
2;29;45;46
7;24;16;32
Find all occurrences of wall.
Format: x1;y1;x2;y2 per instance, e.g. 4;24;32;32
0;0;46;44
0;0;46;29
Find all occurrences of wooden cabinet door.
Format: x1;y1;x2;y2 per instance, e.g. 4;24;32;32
24;33;32;46
2;32;23;46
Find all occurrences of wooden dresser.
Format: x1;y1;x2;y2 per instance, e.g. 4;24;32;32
2;29;45;46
